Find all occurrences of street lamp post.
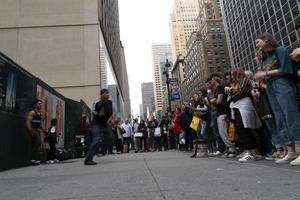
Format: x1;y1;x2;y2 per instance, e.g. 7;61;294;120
163;59;172;112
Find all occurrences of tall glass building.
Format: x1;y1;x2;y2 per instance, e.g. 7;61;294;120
221;0;300;70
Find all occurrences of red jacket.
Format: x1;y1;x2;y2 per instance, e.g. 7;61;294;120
172;112;182;135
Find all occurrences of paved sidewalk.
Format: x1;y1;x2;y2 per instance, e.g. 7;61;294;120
0;151;300;200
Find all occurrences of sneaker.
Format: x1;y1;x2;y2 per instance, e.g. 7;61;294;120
227;153;236;158
30;160;40;165
84;160;97;165
221;151;229;158
190;153;197;158
238;152;255;162
290;155;300;166
253;154;263;160
227;150;237;158
265;151;286;161
212;151;222;156
265;152;277;161
196;152;208;158
237;151;246;158
54;159;59;163
275;153;298;164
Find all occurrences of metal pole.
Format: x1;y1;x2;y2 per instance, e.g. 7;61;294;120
166;72;171;112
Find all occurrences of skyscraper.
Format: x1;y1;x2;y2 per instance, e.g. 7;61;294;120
170;0;200;59
181;0;231;102
0;0;129;114
151;44;172;117
221;0;300;70
141;82;155;120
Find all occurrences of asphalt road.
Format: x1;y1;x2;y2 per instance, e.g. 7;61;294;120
1;151;300;200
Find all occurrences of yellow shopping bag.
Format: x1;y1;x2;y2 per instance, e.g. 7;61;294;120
190;116;201;132
228;121;238;142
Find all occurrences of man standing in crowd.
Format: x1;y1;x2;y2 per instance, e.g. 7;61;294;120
122;119;132;153
84;89;113;165
210;74;235;156
26;99;45;165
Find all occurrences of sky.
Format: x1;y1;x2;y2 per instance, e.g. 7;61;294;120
118;0;174;116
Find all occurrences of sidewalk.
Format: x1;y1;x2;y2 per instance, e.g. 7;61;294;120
0;151;300;200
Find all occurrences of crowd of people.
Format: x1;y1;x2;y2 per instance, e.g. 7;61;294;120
88;23;300;166
26;23;300;167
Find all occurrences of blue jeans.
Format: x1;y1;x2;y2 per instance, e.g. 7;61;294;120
266;77;300;145
198;119;209;139
264;118;285;148
85;122;105;162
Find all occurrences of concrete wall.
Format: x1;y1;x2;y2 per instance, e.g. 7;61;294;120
0;0;101;107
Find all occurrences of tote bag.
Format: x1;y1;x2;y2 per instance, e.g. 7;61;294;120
154;127;161;137
190;116;201;132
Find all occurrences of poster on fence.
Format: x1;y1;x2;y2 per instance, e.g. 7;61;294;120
0;57;34;115
37;85;65;148
169;78;180;101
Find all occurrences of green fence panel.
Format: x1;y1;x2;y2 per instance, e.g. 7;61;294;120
0;111;30;171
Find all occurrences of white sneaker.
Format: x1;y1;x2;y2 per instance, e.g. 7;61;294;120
46;160;55;164
237;151;246;158
213;151;222;156
54;159;59;163
290;155;300;166
275;154;298;164
238;152;255;162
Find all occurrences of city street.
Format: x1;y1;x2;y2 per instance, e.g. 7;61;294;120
1;151;300;200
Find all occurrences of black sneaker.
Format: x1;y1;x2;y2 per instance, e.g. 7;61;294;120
190;153;197;158
84;160;97;165
30;160;41;166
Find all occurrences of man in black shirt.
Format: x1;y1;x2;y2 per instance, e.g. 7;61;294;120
210;74;235;156
84;89;113;165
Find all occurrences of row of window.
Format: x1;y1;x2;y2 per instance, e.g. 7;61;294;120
224;0;300;69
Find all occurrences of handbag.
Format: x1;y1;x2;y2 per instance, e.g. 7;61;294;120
190;116;201;132
179;132;185;145
154;127;161;137
228;121;238;142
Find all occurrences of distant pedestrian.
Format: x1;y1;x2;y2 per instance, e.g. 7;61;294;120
45;119;59;164
121;119;132;153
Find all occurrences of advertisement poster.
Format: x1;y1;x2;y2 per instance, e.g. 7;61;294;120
37;85;65;148
0;61;8;110
0;57;34;115
169;78;180;101
5;71;17;112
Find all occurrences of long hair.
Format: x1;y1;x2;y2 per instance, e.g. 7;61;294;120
231;69;246;86
257;33;278;53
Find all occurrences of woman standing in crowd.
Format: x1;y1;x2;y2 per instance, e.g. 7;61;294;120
172;107;182;149
136;119;146;152
190;92;210;157
255;33;300;165
148;116;158;151
180;103;193;152
160;114;169;151
227;70;262;162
